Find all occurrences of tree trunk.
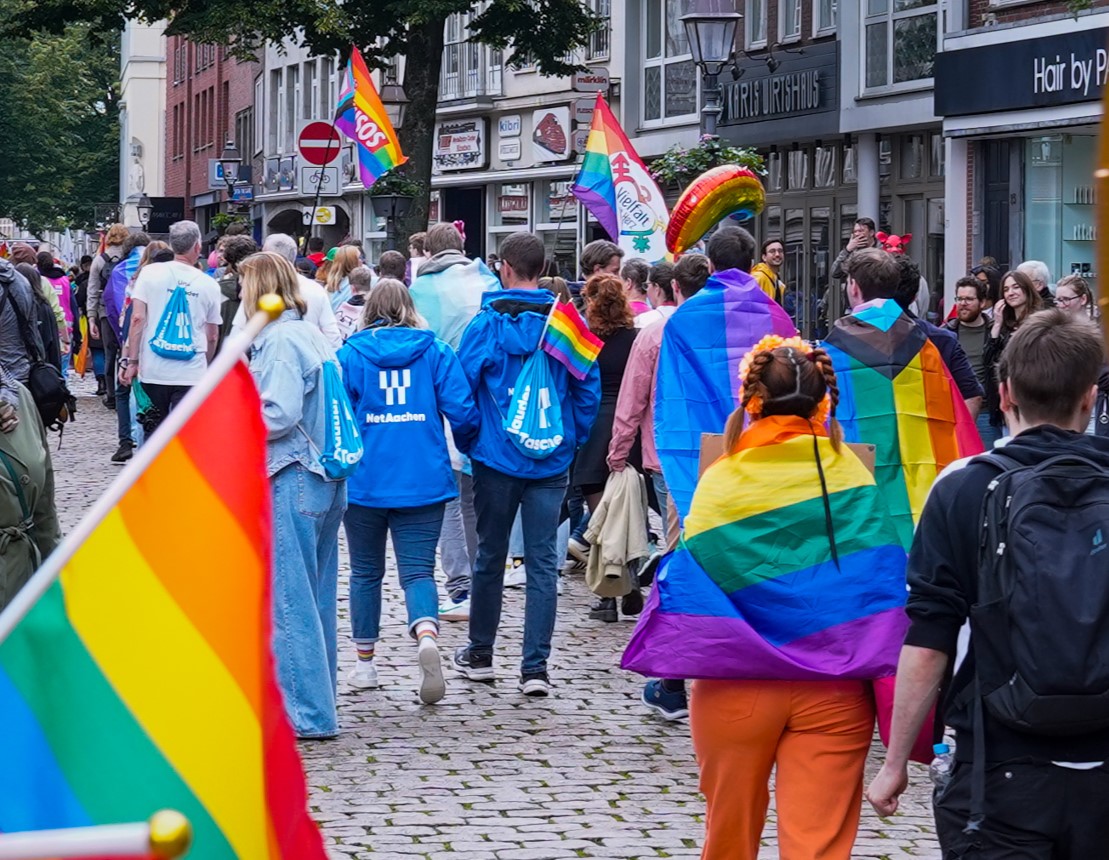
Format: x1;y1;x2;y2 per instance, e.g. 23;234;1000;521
395;16;444;249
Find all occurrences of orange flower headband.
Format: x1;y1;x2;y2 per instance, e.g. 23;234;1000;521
738;334;831;425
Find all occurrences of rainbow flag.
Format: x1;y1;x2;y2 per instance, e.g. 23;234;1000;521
622;415;908;681
824;299;984;549
541;300;603;381
571;95;670;262
654;269;797;520
0;363;327;859
333;46;406;189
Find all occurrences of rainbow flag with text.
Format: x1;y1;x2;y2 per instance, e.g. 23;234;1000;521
334;46;406;188
0;363;327;859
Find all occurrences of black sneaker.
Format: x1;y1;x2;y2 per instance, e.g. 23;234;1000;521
519;671;551;697
452;646;494;681
621;587;644;617
588;597;617;623
638;551;663;587
110;441;134;464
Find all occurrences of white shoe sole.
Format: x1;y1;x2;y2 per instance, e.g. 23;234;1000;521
439;609;470;621
347;669;379;690
418;643;446;705
642;698;689;721
567;539;590;564
519;679;551;697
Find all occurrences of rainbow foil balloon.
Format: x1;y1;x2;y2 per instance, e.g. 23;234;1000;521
665;165;766;255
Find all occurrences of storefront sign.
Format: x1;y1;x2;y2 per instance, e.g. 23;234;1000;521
574;98;596;125
434;119;488;171
935;26;1109;117
498;115;522;137
572;70;609;93
573;128;590;154
718;41;838;146
532;107;572;162
498;194;529;213
498;138;522;161
147;197;185;234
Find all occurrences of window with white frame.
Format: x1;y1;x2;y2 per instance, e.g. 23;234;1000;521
283;65;298;153
586;0;611;61
863;0;937;91
443;13;464;98
304;61;318;121
814;0;837;35
780;0;801;42
643;0;697;124
441;7;504;99
745;0;767;48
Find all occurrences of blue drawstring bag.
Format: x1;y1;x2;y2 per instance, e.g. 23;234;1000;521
148;286;197;360
315;361;364;479
503;350;564;460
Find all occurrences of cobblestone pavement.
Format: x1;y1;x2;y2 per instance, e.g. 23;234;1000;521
56;375;940;860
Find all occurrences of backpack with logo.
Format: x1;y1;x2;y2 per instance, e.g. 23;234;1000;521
961;449;1109;831
300;361;363;480
1;283;76;432
149;285;197;360
501;350;564;460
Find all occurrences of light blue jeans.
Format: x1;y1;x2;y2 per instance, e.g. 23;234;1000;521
439;472;473;601
346;502;444;642
648;470;669;540
976;411;1003;450
271;464;346;738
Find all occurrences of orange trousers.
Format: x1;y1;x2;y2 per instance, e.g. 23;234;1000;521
690;678;875;860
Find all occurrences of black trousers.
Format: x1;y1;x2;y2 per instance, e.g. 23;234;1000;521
935;760;1109;858
142;382;191;433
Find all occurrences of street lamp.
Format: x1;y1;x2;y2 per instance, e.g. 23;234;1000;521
380;82;409;129
218;139;241;195
682;6;741;137
136;193;153;230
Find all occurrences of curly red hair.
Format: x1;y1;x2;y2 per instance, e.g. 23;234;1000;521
582;273;634;338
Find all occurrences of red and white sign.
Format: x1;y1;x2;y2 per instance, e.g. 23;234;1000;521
297;121;342;166
572;70;610;93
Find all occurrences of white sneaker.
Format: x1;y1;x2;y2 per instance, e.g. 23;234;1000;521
347;659;379;689
568;536;591;564
557;575;564;595
504;563;527;588
439;595;470;621
417;638;446;705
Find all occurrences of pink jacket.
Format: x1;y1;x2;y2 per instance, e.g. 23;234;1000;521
607;315;667;474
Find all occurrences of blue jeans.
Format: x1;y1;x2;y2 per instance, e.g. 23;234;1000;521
469;461;568;675
648;470;669;540
977;411;1002;450
346;502;444;642
271;464;346;738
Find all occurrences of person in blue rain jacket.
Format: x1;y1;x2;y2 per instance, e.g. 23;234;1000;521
338;279;480;706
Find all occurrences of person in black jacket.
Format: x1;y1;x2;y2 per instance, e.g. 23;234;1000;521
866;309;1109;858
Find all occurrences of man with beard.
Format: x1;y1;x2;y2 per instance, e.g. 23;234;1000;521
944;276;995;447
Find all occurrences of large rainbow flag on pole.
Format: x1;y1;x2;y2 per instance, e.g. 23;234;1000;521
623;415;908;680
823;299;983;549
333;46;406;189
0;325;328;859
654;269;796;520
571;95;670;262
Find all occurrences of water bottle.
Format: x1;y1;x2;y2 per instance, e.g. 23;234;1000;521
929;742;955;790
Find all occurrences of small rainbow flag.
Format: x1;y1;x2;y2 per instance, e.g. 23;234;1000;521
541;300;603;380
0;363;327;859
571;95;670;262
333;46;406;189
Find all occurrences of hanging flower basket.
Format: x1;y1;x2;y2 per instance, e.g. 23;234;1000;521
649;135;765;193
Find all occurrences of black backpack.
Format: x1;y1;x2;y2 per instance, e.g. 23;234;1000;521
973;450;1109;735
1;283;76;432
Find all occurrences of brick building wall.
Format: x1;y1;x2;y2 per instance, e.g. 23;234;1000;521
966;0;1109;29
164;37;259;222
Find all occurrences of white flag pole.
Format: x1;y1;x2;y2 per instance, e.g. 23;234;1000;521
0;298;285;647
0;810;191;859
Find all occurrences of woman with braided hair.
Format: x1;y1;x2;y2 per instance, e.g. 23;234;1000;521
623;334;908;860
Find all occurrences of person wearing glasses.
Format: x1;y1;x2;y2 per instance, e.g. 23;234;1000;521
945;276;995;447
1056;275;1109;437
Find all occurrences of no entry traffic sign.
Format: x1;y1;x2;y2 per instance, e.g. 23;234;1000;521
298;121;342;166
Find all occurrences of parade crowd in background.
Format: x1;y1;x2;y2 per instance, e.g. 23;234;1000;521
2;213;1108;860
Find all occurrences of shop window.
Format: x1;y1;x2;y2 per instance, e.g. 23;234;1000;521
842;145;857;184
746;0;767;48
643;0;698;123
494;183;532;227
863;0;937;91
814;0;837;36
539;180;578;224
767;151;783;192
780;0;801;42
587;0;611;61
900;134;924;180
814;146;837;189
788;149;809;191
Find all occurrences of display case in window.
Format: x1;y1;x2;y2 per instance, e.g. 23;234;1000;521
492;182;531;228
1025;135;1096;288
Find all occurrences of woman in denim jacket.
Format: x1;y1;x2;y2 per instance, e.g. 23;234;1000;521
240;251;347;739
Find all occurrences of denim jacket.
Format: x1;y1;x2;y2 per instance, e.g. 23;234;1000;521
248;309;340;479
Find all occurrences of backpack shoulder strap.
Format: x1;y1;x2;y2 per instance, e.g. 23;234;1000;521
1;281;42;362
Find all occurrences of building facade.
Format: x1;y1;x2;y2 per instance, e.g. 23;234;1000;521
119;20;167;228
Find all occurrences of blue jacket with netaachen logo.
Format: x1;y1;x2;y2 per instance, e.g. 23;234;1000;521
338;326;479;509
458;288;601;480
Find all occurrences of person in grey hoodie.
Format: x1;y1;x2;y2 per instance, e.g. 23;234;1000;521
88;223;130;408
0;259;43;399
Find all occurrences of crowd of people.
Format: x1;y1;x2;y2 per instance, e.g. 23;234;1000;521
1;209;1107;860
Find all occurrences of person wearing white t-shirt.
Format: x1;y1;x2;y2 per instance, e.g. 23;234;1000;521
228;233;342;349
121;220;222;430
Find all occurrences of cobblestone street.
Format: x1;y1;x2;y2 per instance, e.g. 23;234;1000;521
55;378;941;859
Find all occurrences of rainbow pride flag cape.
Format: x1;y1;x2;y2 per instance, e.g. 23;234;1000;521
654;268;796;519
542;300;603;381
823;299;983;549
571;95;669;261
623;415;908;680
0;363;327;859
333;46;406;189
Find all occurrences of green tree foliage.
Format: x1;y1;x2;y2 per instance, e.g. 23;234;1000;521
1;0;598;244
0;12;119;235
